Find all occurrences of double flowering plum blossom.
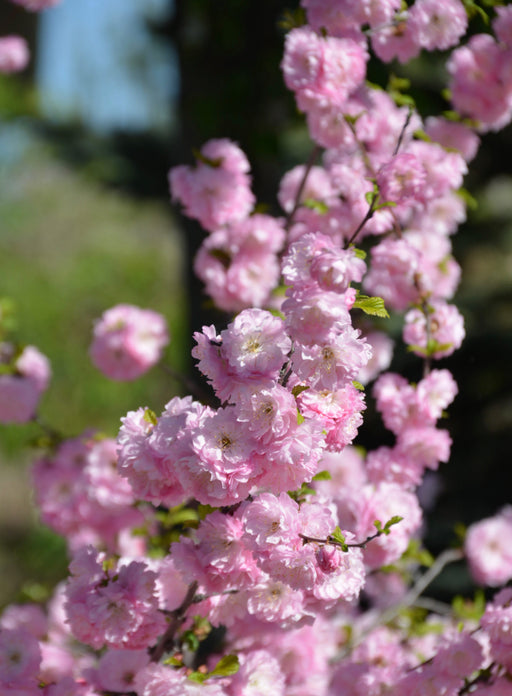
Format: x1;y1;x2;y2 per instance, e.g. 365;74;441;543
65;546;166;651
0;343;51;423
403;300;465;359
447;33;512;132
281;26;368;114
90;303;169;381
465;508;512;587
32;433;144;552
194;214;285;312
407;0;468;51
170;139;255;232
0;36;29;73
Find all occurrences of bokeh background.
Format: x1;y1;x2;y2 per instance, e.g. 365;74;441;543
0;0;511;607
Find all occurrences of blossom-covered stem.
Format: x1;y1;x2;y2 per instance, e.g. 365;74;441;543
284;144;321;231
149;580;198;663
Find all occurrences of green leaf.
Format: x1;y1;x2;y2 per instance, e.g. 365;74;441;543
209;654;240;678
143;408;158;427
330;526;348;551
375;200;397;210
373;519;383;533
292;384;310;398
312;470;332;481
365;190;377;206
413;129;432;143
278;8;307;30
303;198;329;214
457;187;478;211
352;247;367;260
384;515;404;532
461;0;489;22
297;410;305;425
352;380;365;391
188;671;207;684
352;294;389;318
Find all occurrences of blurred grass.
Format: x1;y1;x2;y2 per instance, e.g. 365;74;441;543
0;124;187;605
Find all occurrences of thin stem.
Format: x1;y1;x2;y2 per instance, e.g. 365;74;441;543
285;145;321;231
335;548;464;660
377;548;464;629
149;580;198;663
344;192;378;249
393;106;413;156
299;528;384;550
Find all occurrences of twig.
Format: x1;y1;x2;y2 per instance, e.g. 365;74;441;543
284;145;321;231
149;581;198;663
393;106;413;156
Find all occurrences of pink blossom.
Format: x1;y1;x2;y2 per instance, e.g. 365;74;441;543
0;628;41;692
33;433;144;552
376;153;427;206
356;483;422;568
90;304;168;381
447;34;512;132
425;117;480;162
169;139;255;231
371;15;421;64
357;330;394;385
0;343;51;423
408;0;468;51
229;649;286;696
194;214;285;312
494;6;512;46
480;587;512;670
403;301;465;359
282;27;368;112
65;547;166;650
363;238;421;312
92;649;149;693
0;36;29;73
465;509;512;586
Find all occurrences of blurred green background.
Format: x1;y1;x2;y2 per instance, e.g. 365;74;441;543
0;0;511;608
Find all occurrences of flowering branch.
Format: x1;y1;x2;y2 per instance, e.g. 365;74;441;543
149;581;199;663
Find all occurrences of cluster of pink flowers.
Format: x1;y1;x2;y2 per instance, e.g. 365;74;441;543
4;1;512;695
0;343;51;423
89;303;169;381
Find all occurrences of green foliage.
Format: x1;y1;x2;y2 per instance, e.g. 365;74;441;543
278;7;307;30
302;198;329;214
352;293;390;318
352;380;365;391
329;526;348;551
143;408;158;427
452;590;486;621
188;654;240;683
312;470;331;481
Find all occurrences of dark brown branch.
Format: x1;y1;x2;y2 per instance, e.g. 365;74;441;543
149;580;198;663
